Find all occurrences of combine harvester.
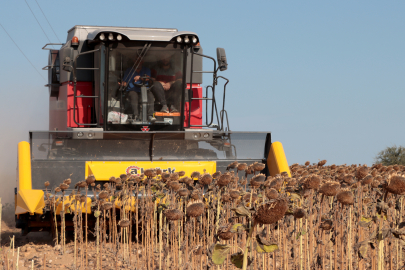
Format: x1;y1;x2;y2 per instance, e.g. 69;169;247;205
15;26;290;234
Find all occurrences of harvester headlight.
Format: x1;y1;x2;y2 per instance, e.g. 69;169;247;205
193;133;201;139
184;36;190;43
176;36;182;43
108;33;114;40
99;33;105;40
77;132;84;137
203;133;209;138
88;133;94;138
192;36;197;44
117;34;122;41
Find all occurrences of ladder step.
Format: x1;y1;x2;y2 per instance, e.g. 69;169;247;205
193;71;214;73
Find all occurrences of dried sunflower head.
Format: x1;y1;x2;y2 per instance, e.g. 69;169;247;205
102;202;113;210
226;161;239;171
217;173;232;187
361;174;373;186
318;160;327;167
293;207;306;219
164;209;184;221
60;183;69;191
250;174;266;188
144;169;156;178
385;174;405;195
86;175;96;185
212;171;222;179
265;188;279;200
118;219;130;228
319;181;340;197
178;188;190;197
98;191;109;200
252;162;266;172
199;173;213;186
304;174;321;190
186;201;204;217
336;188;354;205
63;178;72;185
254;198;288;225
237;163;248;171
355;166;369;180
191;171;201;179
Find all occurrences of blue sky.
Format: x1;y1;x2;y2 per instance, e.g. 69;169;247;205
0;0;404;201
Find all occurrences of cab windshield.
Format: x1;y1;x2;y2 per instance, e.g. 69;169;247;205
106;43;184;129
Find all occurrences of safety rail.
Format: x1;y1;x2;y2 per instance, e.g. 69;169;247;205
42;43;64;50
72;48;101;127
188;49;230;131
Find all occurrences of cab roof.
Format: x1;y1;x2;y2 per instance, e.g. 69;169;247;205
67;25;198;42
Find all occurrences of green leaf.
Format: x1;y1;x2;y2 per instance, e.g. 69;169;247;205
230;253;252;269
94;210;101;218
156;192;166;199
256;243;279;253
361;217;372;223
231;205;251;217
211;244;231;265
359;217;372;228
230;223;245;233
230;253;244;269
296;229;307;240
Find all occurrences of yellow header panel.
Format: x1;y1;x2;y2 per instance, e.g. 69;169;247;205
268;141;291;177
85;161;216;181
18;141;32;190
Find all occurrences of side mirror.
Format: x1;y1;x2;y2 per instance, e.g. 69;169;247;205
62;56;73;72
216;48;228;71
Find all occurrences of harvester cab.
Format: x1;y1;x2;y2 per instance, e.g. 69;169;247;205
15;26;290;234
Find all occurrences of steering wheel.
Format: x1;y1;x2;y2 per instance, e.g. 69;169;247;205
134;75;154;89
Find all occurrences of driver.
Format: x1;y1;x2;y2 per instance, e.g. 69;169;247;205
152;52;182;113
121;60;156;122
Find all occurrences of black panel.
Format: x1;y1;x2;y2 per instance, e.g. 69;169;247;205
31;161;85;190
186;47;203;84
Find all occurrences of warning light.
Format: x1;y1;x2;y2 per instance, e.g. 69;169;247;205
195;42;201;48
72;36;79;46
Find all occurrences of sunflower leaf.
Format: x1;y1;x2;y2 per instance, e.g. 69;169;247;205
211;244;231;265
256;243;279;253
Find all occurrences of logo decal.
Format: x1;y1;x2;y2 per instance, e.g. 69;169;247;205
141;126;150;132
126;166;141;175
125;166;176;175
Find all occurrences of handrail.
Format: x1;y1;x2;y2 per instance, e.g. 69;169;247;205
42;43;64;50
188;49;219;129
72;48;100;127
217;76;229;131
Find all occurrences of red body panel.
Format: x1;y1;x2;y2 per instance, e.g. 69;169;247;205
63;82;202;128
66;82;93;127
184;84;203;128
